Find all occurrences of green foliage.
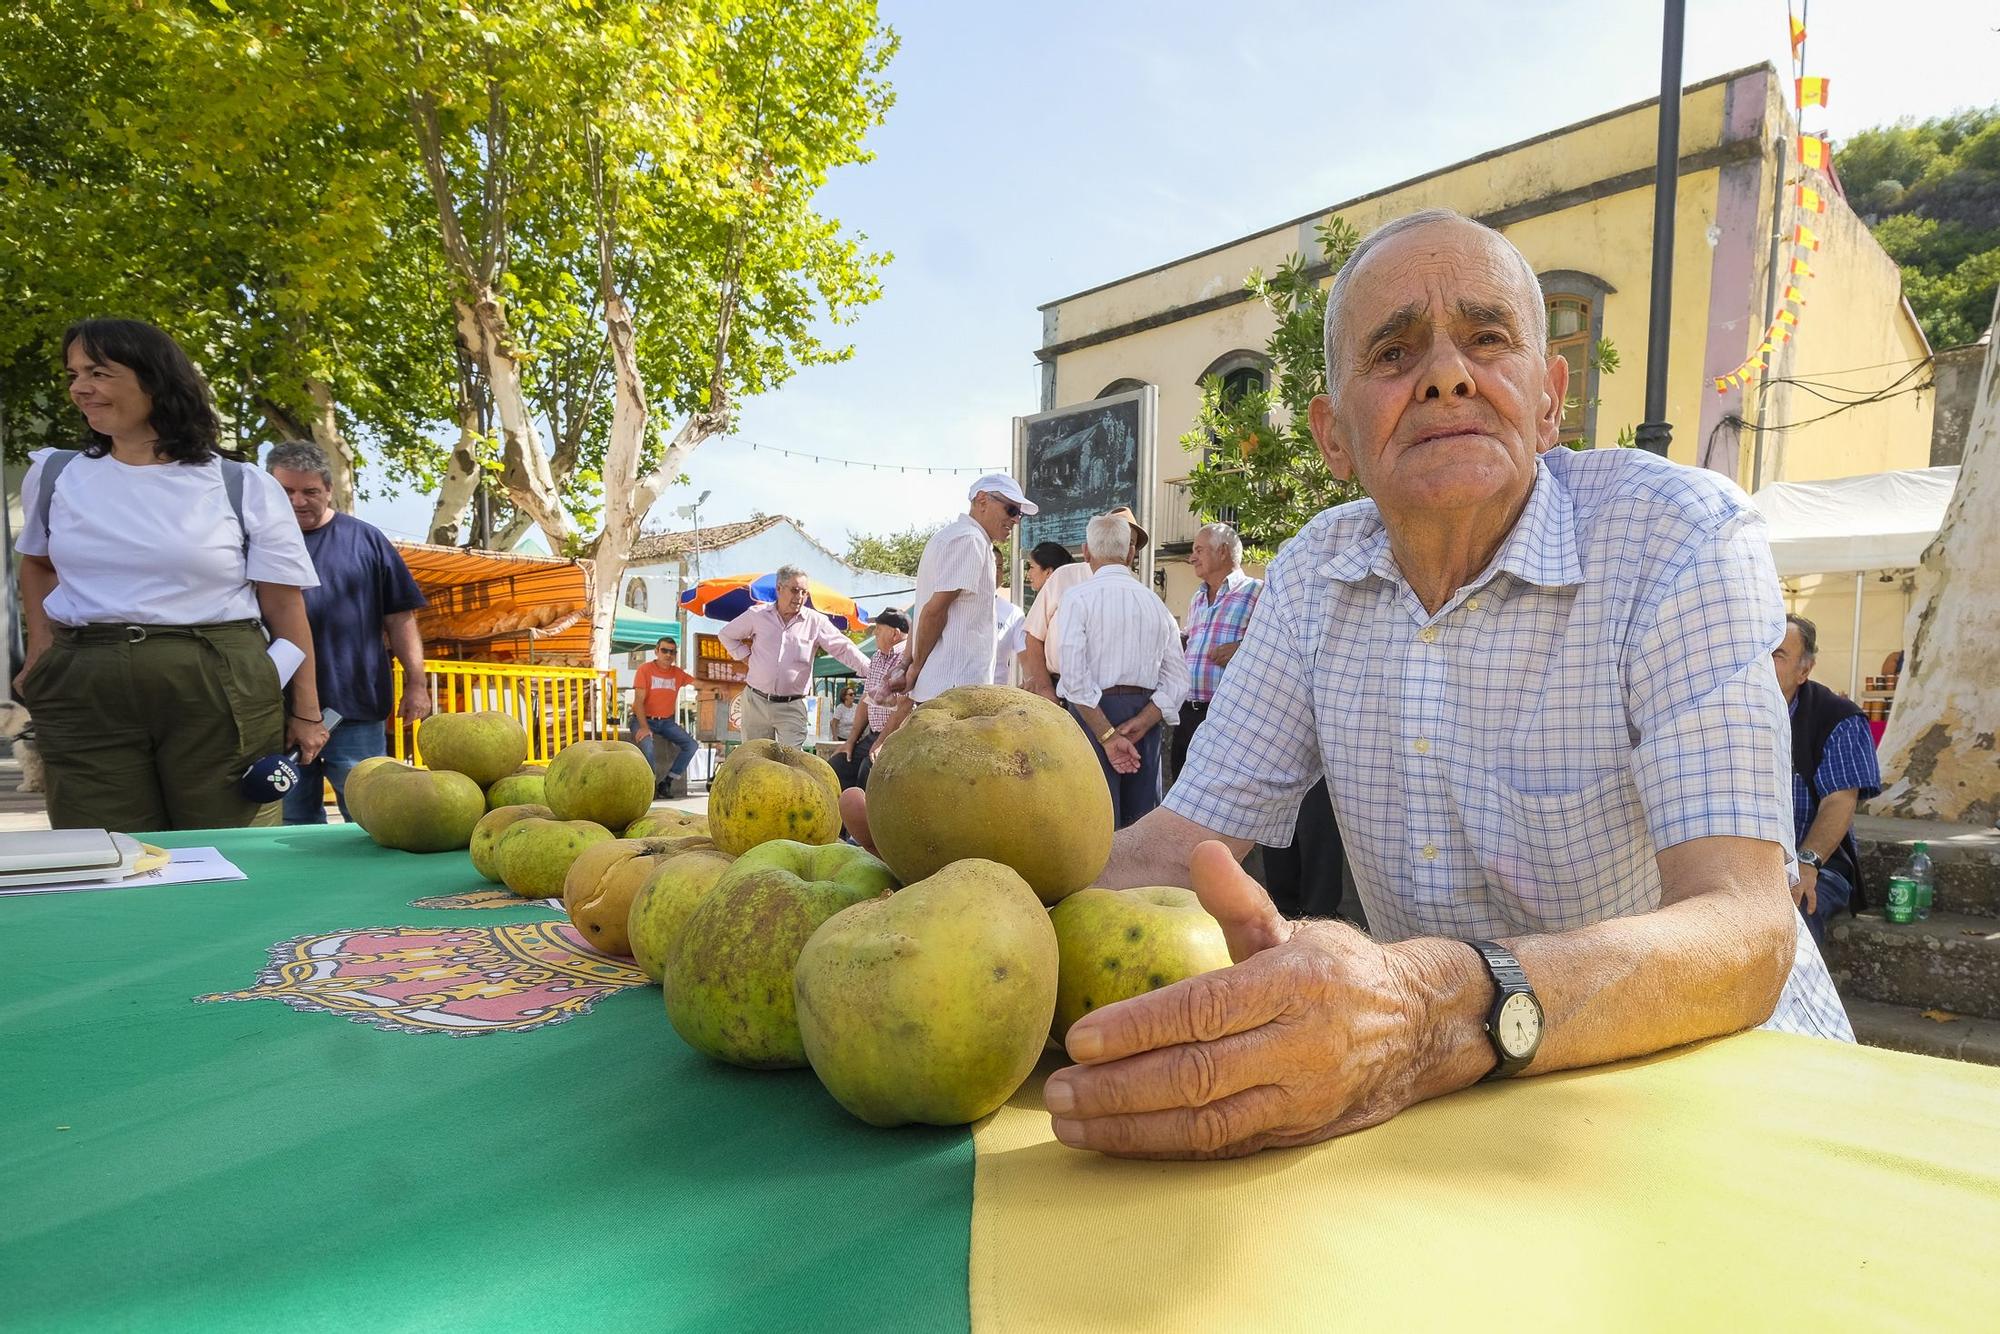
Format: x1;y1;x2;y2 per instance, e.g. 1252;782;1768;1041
845;524;939;577
1178;217;1363;556
1839;106;2000;348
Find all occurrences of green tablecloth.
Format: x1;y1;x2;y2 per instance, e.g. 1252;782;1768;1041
0;826;970;1332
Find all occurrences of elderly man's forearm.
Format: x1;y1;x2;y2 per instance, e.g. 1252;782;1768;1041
1801;790;1860;860
1393;836;1796;1104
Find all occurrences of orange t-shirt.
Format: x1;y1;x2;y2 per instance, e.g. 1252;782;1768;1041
633;661;695;720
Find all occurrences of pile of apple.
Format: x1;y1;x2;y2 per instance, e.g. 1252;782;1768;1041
346;692;1234;1131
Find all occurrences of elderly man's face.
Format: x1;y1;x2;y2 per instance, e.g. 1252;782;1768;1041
1190;533;1226;581
1308;221;1566;519
1772;625;1814;703
776;576;809;616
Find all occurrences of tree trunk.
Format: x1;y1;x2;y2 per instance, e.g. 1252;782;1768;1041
459;292;571;552
305;379;356;513
1872;291;2000;824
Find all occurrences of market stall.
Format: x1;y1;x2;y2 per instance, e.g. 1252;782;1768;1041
5;825;1999;1330
1753;465;1959;729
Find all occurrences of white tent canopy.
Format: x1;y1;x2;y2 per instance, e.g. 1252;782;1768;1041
1753;465;1961;577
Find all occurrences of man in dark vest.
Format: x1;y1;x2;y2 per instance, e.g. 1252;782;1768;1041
1772;614;1881;944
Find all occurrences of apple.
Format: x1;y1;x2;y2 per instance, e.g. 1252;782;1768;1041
417;710;530;787
626;842;735;984
544;740;655;830
664;840;897;1068
493;817;616;898
470;802;556;882
707;739;841;855
1048;886;1232;1042
345;761;487;853
794;858;1059;1127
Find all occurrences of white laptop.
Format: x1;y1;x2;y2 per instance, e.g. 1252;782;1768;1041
0;829;146;887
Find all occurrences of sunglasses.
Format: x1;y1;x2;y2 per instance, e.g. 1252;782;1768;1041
999;501;1021;518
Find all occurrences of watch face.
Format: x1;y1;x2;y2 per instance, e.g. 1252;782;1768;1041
1496;992;1542;1059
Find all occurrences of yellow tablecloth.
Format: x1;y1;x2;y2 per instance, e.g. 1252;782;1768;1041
972;1031;2000;1332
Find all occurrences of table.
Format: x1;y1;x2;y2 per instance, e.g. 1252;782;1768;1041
5;826;1999;1332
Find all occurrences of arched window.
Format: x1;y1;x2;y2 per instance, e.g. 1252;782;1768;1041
1199;351;1270;407
1096;378;1148;400
624;578;649;612
1538;270;1615;447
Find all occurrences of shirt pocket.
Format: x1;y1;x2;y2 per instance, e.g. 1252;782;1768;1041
1458;765;1659;934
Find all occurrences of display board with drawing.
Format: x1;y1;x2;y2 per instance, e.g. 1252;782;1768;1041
1011;387;1155;565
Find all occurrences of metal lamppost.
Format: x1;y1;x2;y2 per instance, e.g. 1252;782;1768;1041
1637;0;1687;457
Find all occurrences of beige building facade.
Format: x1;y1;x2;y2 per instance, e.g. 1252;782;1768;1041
1034;63;1936;635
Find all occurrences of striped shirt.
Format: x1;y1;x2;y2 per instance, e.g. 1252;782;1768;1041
861;644;906;732
1055;565;1189;718
1790;704;1881;844
1183;570;1262;703
1167;447;1852;1042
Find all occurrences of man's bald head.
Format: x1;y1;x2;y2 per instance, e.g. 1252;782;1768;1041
1322;210;1547;398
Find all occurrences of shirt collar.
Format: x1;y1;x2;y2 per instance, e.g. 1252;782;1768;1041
1318;456;1583;593
1090;563;1136;582
1197;569;1251;604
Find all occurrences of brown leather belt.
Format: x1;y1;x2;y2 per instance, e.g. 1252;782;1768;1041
1102;684;1151;696
749;685;807;704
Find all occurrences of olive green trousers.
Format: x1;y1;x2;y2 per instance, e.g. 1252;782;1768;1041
21;620;285;833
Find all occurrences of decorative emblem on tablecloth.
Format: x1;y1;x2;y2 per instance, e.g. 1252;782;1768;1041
409;890;559;911
196;922;649;1035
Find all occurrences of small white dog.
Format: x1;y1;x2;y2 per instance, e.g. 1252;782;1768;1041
0;699;45;794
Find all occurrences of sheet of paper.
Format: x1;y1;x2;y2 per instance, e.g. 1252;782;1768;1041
267;638;306;687
0;846;248;898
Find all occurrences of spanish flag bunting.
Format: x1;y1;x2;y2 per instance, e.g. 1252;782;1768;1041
1790;257;1815;276
1794;224;1822;250
1714;377;1730;395
1775;327;1793;344
1798;135;1829;170
1760;340;1776;354
1790;15;1806;54
1784;284;1808;305
1797;77;1830;109
1797;185;1828;214
1777;309;1799;327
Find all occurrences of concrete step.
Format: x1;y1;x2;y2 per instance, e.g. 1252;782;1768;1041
1854;815;2000;919
1824;909;2000;1020
1845;998;2000;1068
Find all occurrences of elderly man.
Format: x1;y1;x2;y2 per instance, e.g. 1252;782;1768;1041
831;609;907;791
1058;512;1189;829
875;475;1031;747
1171;521;1260;782
718;565;869;748
268;441;429;823
1031;208;1851;1159
1773;614;1881;943
1020;506;1148;702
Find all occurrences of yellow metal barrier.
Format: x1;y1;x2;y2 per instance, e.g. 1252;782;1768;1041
392;660;621;766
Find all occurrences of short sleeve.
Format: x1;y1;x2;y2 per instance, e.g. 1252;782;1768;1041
15;451;52;557
240;467;320;589
1024;583;1056;636
929;529;986;596
1162;553;1322;845
1815;715;1882;801
1626;514;1792;854
374;530;427;613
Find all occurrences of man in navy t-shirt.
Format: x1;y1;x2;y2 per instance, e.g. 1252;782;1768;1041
268;442;430;823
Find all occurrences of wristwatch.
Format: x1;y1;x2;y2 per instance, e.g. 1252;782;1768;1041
1467;940;1543;1080
1797;847;1823;870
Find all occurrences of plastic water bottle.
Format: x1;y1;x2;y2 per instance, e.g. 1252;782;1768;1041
1907;841;1935;921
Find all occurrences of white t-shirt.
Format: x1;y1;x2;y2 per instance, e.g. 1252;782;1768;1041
909;513;997;702
17;449;320;626
993;589;1026;685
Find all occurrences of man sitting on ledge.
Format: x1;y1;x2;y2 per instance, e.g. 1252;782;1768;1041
850;207;1851;1160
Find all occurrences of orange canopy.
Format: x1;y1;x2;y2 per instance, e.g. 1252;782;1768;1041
393;542;598;665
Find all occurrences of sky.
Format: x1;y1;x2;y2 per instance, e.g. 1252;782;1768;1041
354;0;1999;556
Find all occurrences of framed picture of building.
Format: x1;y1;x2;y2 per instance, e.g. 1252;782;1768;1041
1011;385;1156;593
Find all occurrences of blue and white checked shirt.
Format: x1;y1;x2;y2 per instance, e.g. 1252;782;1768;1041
1790;700;1882;847
1168;447;1852;1041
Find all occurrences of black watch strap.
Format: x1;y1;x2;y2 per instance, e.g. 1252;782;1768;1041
1468;939;1542;1081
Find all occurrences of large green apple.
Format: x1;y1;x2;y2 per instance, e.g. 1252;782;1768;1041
664;840;897;1068
795;858;1059;1127
417;710;530;787
1049;886;1232;1042
707;739;841;854
544;740;655;830
627;841;735;984
347;761;487;853
493;817;616;898
470;803;556;882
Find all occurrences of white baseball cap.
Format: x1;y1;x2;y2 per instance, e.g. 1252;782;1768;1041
968;473;1038;514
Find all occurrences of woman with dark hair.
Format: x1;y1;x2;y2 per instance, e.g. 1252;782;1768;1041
1024;540;1075;594
13;318;327;832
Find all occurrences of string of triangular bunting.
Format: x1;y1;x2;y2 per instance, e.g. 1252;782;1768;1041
1715;9;1831;394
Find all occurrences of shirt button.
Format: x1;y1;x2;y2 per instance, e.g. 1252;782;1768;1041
1466;597;1481;611
1413;737;1430;755
1419;626;1438;644
1422;843;1438;861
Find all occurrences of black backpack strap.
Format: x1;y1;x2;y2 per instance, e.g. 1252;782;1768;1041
32;449;81;541
219;458;250;556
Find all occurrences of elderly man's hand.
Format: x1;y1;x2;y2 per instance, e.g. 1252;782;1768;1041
1793;864;1818;915
1042;842;1428;1159
1103;733;1142;775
